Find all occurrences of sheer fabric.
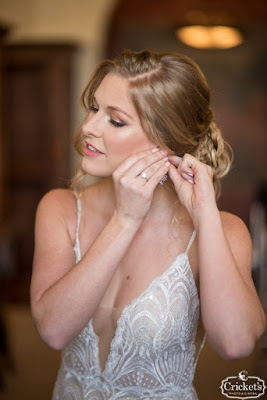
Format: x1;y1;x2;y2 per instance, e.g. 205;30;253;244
52;195;205;400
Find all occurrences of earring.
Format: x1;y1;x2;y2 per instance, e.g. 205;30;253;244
159;174;167;185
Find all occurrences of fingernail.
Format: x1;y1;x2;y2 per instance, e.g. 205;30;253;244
165;161;170;167
187;172;194;177
160;150;167;155
163;156;168;161
188;178;194;184
151;148;159;153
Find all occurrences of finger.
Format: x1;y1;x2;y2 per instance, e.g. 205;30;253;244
181;171;194;184
145;162;171;189
168;164;195;191
169;155;194;182
168;164;185;188
168;155;182;167
124;150;168;178
178;154;214;188
139;157;169;181
114;148;160;175
177;154;196;178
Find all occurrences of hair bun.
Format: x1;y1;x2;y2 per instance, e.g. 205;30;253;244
194;121;233;197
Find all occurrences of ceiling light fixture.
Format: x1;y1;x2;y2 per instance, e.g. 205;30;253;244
175;10;244;50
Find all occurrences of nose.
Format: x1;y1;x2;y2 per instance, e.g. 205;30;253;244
82;112;103;138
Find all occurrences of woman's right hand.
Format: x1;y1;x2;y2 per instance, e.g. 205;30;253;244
31;150;168;349
112;148;170;224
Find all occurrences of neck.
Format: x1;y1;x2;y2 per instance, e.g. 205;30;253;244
103;176;183;227
146;181;180;222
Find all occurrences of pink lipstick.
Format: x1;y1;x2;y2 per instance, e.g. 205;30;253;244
83;143;104;157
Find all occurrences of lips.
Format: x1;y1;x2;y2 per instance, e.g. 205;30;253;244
83;142;104;157
86;143;103;153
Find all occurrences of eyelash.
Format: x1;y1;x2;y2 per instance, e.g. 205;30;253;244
110;119;125;128
88;105;126;128
89;105;98;113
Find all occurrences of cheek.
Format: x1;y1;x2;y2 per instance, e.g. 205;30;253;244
107;129;153;157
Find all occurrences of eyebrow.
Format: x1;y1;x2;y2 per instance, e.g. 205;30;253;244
107;106;134;121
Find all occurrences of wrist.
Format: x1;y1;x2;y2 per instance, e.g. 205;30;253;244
111;211;142;231
191;203;220;230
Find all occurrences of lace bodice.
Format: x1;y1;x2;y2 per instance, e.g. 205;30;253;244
52;195;205;400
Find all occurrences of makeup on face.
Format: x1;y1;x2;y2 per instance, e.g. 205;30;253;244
83;142;104;157
81;73;155;176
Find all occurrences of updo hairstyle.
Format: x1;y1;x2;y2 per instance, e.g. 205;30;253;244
72;49;232;196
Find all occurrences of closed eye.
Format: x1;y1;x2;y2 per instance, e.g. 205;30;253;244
89;104;125;127
89;105;98;113
109;119;126;128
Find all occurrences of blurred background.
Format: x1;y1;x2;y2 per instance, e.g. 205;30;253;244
0;0;266;399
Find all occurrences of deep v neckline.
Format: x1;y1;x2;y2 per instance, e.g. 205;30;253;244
73;193;198;375
89;249;198;375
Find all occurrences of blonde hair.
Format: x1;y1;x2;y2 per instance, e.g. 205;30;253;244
71;49;232;196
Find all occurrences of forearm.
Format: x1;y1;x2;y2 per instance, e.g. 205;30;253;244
196;207;266;359
32;215;140;349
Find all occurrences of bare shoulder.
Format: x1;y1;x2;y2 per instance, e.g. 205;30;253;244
37;188;76;219
37;188;76;213
38;179;111;221
219;211;251;243
35;188;78;242
219;211;253;267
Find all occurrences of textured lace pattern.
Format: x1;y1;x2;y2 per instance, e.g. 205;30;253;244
52;195;205;400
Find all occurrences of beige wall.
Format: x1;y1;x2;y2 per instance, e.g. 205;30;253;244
0;0;117;46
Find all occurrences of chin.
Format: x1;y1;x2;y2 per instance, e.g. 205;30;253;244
81;157;113;178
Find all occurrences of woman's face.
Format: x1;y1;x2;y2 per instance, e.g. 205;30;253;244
81;73;156;177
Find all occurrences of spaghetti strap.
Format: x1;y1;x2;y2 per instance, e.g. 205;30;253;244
185;229;196;254
73;191;82;262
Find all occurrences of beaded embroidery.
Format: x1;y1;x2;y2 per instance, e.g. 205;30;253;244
52;195;205;400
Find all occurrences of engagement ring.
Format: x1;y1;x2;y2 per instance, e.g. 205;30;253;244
141;172;148;180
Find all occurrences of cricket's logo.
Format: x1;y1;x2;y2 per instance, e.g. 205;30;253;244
220;370;266;399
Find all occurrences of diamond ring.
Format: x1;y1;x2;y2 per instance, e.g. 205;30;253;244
140;172;148;180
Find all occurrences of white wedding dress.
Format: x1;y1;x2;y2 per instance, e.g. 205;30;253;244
52;195;206;400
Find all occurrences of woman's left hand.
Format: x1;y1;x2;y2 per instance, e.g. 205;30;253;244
168;154;217;222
